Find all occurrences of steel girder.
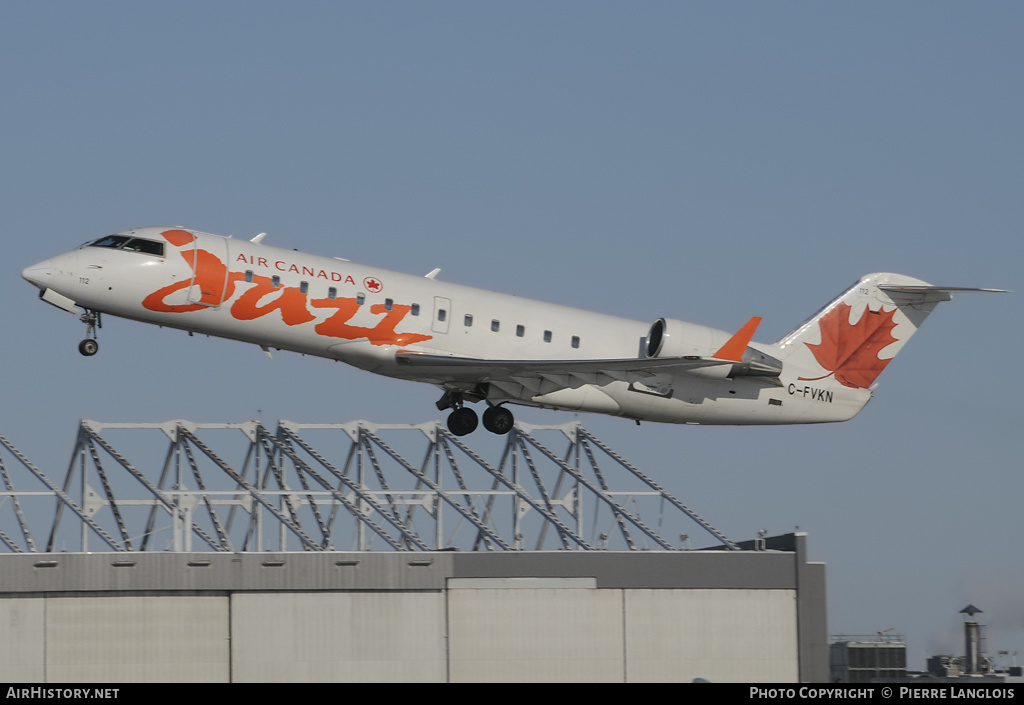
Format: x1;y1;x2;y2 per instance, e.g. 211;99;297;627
0;420;737;553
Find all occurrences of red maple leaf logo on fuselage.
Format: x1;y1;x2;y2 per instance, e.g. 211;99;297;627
799;302;899;389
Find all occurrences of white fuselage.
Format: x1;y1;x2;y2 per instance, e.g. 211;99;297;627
23;226;878;427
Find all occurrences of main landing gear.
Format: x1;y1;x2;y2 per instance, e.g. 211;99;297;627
78;310;101;357
438;391;515;436
482;405;514;435
447;407;479;436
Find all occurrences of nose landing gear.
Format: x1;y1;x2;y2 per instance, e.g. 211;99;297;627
78;310;101;357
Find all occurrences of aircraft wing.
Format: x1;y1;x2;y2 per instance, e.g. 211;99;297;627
394;350;730;396
395;315;770;398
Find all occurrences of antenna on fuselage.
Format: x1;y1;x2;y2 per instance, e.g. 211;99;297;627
251;232;267;244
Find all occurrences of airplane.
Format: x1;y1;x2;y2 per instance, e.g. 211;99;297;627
21;226;1007;436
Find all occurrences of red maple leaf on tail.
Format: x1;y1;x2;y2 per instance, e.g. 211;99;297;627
800;302;899;388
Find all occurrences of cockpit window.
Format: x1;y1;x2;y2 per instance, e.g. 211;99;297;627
123;238;164;256
88;235;131;249
87;235;164;257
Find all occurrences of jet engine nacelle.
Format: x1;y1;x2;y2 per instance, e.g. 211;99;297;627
645;317;783;381
645;317;712;359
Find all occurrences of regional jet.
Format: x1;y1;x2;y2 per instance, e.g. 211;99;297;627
21;227;1007;435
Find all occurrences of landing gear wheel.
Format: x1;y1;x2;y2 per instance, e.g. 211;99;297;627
447;407;479;436
482;406;514;435
78;309;101;356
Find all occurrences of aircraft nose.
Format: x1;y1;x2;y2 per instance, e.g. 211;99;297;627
22;259;54;289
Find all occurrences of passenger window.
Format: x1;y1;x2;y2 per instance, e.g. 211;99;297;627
271;275;281;288
385;298;393;311
357;293;365;305
300;281;309;294
328;287;337;299
491;320;500;332
464;314;473;327
572;336;580;349
245;270;254;283
544;330;552;343
438;309;447;322
516;325;524;338
411;303;420;316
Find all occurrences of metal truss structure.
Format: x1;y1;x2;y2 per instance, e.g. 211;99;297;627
0;420;737;553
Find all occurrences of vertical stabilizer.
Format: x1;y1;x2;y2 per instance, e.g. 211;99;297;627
775;273;954;391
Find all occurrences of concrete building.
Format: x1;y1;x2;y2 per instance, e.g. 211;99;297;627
0;535;825;682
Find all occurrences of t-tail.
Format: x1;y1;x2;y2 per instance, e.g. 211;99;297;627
772;273;1007;405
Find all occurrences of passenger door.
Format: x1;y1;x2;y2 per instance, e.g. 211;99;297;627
185;236;230;307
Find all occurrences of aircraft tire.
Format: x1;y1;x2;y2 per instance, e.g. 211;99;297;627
447;407;479;436
482;406;514;435
79;339;99;356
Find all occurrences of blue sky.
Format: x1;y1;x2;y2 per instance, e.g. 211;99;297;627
2;2;1021;671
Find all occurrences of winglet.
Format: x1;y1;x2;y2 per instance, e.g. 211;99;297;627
251;232;267;244
713;316;762;362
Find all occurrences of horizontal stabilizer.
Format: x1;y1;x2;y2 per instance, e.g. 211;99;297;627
879;285;1010;293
